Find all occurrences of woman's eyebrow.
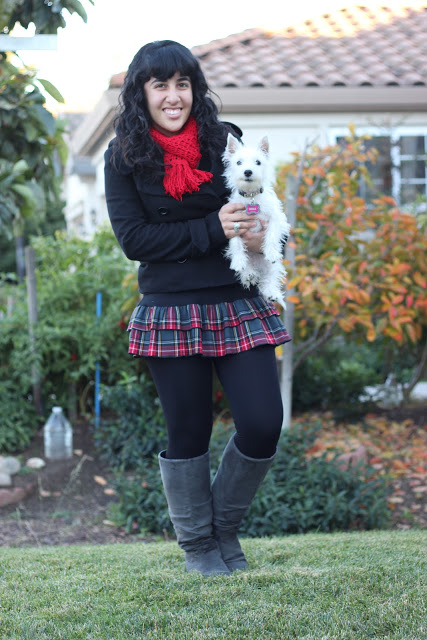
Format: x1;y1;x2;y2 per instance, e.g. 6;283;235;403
150;76;190;85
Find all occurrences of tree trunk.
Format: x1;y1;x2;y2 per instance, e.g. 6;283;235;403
281;175;297;429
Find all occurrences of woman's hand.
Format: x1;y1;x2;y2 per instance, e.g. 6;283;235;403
218;202;266;252
240;224;266;253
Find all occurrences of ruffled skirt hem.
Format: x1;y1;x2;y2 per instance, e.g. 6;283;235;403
127;295;291;358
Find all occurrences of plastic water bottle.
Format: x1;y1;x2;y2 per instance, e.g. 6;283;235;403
43;406;73;460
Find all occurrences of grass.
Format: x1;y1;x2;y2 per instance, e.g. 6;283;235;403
0;530;426;639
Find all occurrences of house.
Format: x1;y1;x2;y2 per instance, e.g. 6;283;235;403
64;2;427;238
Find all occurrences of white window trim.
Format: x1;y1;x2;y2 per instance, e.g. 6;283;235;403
329;126;427;206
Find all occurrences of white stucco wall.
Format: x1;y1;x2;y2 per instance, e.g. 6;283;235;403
64;110;427;239
63;173;97;238
224;111;427;169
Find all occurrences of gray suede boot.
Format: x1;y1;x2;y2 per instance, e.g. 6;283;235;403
158;450;230;576
212;436;276;571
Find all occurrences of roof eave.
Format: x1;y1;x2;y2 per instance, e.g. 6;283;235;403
215;86;427;113
71;85;427;156
72;88;121;156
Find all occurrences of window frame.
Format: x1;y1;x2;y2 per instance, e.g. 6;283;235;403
329;126;427;206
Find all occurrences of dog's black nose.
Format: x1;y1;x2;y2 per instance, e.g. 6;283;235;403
244;170;252;177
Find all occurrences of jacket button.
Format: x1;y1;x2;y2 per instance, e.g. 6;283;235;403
158;207;169;216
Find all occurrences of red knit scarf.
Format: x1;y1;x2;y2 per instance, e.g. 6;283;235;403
150;116;213;200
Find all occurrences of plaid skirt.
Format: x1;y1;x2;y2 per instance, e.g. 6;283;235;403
127;295;291;358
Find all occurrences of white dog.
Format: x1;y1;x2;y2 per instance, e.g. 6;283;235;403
222;134;290;306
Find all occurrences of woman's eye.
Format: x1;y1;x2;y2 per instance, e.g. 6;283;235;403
237;160;242;165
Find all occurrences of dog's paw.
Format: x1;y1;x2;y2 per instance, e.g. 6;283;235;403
241;271;258;287
259;284;286;307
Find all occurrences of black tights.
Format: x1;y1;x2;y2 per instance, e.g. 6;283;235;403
146;345;283;460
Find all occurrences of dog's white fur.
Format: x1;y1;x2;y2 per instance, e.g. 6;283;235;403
222;134;290;306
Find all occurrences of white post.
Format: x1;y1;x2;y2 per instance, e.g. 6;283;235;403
281;175;297;429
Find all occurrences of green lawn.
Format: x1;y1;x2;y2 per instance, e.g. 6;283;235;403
1;530;425;639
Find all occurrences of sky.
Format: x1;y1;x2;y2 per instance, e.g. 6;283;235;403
12;0;418;113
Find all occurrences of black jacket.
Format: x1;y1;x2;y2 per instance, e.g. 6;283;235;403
104;125;242;297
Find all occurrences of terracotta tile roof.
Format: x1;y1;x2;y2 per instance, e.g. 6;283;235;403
109;72;126;88
191;3;427;88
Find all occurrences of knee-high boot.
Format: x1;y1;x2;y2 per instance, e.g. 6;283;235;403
158;450;230;576
211;436;276;571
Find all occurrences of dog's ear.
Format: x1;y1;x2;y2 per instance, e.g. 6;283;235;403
259;136;269;155
226;133;241;155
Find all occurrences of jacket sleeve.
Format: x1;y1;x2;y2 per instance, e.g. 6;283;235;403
104;146;227;263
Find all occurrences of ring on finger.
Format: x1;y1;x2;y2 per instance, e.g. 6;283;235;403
233;221;241;234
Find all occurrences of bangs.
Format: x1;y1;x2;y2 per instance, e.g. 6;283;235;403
148;45;198;81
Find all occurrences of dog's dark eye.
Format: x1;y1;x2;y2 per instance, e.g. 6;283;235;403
256;160;261;165
237;160;242;165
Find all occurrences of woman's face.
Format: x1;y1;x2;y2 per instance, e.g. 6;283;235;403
144;71;193;136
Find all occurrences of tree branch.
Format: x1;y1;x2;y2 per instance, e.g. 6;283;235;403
292;319;339;373
402;337;427;400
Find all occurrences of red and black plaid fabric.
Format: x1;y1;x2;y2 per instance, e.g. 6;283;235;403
127;295;291;358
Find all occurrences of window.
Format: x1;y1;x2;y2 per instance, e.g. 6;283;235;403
334;129;427;207
398;136;426;204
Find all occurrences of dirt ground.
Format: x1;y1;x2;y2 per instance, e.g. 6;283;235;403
0;420;141;547
1;406;425;547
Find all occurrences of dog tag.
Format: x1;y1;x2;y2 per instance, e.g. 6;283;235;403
246;204;260;215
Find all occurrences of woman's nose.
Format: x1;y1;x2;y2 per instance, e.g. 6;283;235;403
165;88;180;104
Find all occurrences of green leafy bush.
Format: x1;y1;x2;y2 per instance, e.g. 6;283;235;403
108;461;173;536
0;380;41;452
240;423;390;535
94;373;167;470
0;228;141;420
97;375;390;535
292;339;381;416
93;373;170;535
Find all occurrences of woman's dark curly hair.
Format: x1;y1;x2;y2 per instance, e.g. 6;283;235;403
113;40;227;178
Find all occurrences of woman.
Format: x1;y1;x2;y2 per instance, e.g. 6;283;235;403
104;40;290;577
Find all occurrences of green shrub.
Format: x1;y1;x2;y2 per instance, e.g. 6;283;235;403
0;228;142;419
0;380;41;452
102;398;391;535
108;460;173;536
240;424;390;535
94;373;167;470
292;340;381;416
291;335;424;416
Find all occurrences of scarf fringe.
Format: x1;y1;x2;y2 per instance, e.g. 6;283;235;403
165;164;212;200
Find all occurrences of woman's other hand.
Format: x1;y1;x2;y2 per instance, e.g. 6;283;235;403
240;223;266;253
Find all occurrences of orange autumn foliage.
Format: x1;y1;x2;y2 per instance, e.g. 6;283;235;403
276;132;427;369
